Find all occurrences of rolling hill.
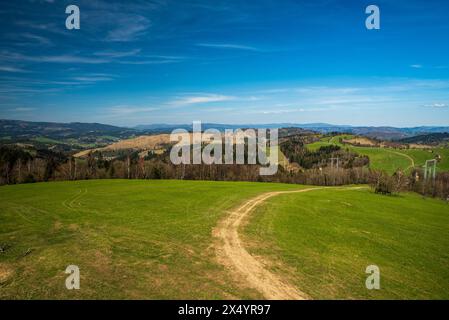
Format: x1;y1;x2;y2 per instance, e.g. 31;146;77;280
0;119;138;151
0;119;135;140
306;135;449;174
3;119;449;145
398;133;449;146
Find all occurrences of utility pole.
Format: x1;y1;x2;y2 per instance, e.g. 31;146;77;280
423;159;437;182
74;159;77;180
127;155;131;179
69;157;72;180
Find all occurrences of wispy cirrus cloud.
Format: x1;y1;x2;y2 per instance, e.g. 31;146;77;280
170;94;235;106
9;107;36;112
19;33;53;45
1;50;183;65
410;64;423;68
71;75;115;83
117;57;183;65
259;109;300;115
196;43;259;51
423;103;448;108
0;51;109;64
106;105;159;116
38;55;110;64
0;65;29;73
14;21;69;36
94;49;141;58
0;74;116;86
105;15;151;42
258;107;328;114
0;86;61;94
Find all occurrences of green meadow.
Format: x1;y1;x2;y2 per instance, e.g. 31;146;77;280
0;179;300;299
244;188;449;299
1;180;448;299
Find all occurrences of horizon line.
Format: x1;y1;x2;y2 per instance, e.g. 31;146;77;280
2;118;449;129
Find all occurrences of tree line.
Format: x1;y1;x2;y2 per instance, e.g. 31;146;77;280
1;144;448;200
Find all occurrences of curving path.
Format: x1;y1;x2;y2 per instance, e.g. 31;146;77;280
214;186;365;300
62;188;88;210
385;149;415;170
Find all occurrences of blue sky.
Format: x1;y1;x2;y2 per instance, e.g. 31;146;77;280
0;0;449;127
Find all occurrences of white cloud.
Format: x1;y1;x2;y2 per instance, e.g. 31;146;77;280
20;33;52;45
257;107;328;114
0;66;28;73
106;105;159;116
1;51;183;66
0;51;109;64
38;55;110;64
118;58;182;65
94;49;141;58
196;43;259;51
260;109;299;114
423;103;448;108
71;74;116;82
9;107;36;112
171;94;235;106
410;64;423;68
105;15;151;42
15;21;68;36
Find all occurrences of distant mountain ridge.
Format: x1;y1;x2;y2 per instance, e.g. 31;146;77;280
398;132;449;145
1;119;449;141
0;119;139;152
134;122;449;140
0;119;134;139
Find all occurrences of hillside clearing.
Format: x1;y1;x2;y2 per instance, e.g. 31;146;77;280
307;135;448;174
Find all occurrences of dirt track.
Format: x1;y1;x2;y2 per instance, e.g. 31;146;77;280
214;187;365;300
385;149;415;170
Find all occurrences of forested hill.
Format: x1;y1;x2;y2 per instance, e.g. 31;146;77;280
0;119;135;140
2;119;449;142
398;132;449;145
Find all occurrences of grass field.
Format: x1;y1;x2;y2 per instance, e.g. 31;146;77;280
0;179;301;299
1;180;448;299
306;135;449;174
244;188;449;299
